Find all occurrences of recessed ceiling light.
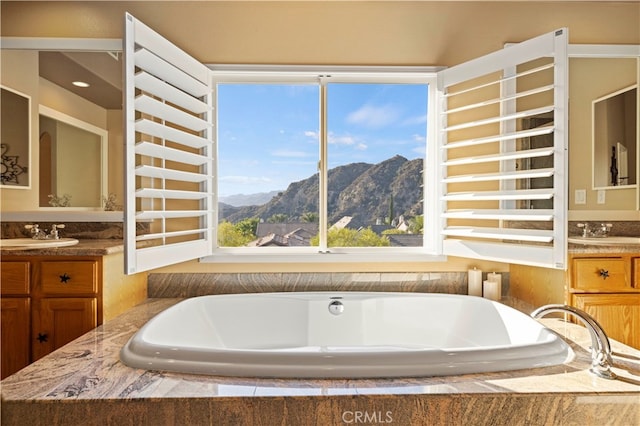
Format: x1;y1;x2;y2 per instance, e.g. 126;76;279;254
72;81;90;88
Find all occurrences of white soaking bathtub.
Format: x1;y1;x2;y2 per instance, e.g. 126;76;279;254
120;292;573;378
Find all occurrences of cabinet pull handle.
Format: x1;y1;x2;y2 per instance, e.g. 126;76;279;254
599;269;610;280
36;333;48;343
59;273;71;283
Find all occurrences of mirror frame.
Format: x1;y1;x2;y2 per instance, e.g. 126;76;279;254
38;105;109;209
1;37;122;211
0;85;32;189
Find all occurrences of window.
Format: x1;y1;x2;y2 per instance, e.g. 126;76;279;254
124;13;567;274
215;79;430;251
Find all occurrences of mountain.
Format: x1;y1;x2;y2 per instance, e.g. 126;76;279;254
219;190;282;207
219;155;423;226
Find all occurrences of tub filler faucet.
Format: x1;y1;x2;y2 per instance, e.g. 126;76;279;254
531;304;616;380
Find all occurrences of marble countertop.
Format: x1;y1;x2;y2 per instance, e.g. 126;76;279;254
2;298;639;400
0;239;124;257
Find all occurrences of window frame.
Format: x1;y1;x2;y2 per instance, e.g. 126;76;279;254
206;67;445;264
122;14;571;273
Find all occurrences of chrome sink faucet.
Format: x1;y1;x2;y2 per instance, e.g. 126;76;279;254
576;222;612;238
531;304;616;380
25;224;66;240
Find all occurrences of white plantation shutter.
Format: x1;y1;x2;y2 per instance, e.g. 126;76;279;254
124;13;215;274
437;29;568;269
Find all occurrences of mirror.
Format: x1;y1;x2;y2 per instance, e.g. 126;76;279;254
593;85;637;188
0;45;123;210
38;106;108;208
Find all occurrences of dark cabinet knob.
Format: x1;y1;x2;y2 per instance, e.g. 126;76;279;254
36;333;48;343
59;273;71;283
599;269;609;280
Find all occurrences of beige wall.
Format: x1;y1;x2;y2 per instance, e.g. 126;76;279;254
1;1;638;273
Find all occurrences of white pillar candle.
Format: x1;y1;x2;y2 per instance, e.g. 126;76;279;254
468;268;483;296
483;279;502;301
487;272;502;286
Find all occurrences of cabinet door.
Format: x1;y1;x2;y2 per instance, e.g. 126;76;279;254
0;261;30;295
32;298;97;361
1;298;31;379
573;293;640;350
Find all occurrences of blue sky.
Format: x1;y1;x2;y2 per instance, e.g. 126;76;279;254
217;83;428;197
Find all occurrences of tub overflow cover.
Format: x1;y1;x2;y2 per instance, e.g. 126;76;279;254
328;300;345;316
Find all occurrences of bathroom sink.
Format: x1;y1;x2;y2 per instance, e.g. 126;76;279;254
568;236;640;246
0;238;79;249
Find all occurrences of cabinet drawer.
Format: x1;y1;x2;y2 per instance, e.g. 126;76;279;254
572;258;629;291
41;261;98;295
634;257;640;289
1;262;30;295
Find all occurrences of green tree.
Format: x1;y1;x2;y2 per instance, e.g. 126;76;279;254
301;212;319;223
310;227;390;247
408;215;424;234
382;228;406;235
218;221;254;247
235;217;259;238
267;213;288;223
387;194;394;225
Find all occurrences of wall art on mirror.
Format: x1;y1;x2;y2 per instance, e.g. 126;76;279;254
1;86;31;188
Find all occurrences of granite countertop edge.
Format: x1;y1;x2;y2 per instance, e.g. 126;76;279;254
0;239;124;256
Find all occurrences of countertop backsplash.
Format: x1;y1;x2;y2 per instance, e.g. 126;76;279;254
0;221;153;240
568;220;640;237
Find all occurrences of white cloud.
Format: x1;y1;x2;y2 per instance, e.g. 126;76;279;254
355;143;368;151
328;132;356;145
347;104;401;128
271;149;309;158
304;130;319;140
402;114;428;126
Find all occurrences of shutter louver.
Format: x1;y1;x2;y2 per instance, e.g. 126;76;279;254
437;29;568;269
124;14;215;274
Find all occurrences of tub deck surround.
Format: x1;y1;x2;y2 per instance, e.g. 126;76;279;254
1;298;639;426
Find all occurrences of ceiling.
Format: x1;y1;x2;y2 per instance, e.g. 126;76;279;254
39;51;123;110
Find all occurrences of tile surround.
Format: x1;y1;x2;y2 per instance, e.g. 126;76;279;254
147;271;509;298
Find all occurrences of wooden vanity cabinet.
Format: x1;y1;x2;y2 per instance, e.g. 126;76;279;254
567;253;640;349
511;251;640;350
1;253;147;378
31;260;99;361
